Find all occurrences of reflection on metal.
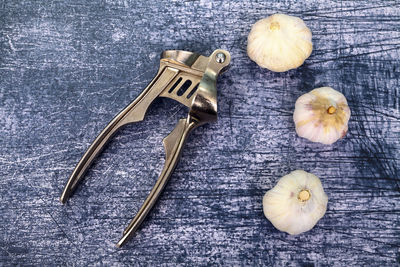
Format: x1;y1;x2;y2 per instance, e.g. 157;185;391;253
60;49;231;247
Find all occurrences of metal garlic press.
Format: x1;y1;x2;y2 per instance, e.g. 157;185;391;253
60;49;231;247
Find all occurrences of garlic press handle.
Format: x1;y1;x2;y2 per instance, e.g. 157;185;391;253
116;115;199;247
60;67;179;203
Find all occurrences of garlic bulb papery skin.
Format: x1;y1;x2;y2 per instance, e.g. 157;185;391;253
294;87;351;145
263;170;328;235
247;14;312;72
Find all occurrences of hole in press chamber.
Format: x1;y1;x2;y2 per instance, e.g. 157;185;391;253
168;77;183;93
176;80;192;96
186;83;199;99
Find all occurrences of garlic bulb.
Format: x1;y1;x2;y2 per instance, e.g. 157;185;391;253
294;87;351;145
263;170;328;235
247;14;312;72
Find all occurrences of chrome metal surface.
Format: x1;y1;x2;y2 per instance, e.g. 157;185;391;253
215;52;226;63
60;49;231;247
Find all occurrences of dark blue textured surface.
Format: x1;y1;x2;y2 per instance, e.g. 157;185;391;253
1;0;399;265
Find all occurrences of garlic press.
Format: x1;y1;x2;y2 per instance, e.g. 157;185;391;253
60;49;231;247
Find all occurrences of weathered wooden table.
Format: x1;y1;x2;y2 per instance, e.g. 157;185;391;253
1;0;399;265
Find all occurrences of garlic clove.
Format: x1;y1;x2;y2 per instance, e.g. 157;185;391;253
293;87;351;145
247;13;313;72
263;170;328;235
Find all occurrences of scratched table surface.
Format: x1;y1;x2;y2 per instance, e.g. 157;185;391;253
1;0;399;266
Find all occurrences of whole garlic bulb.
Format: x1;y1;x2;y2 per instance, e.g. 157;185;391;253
294;87;351;145
247;14;312;72
263;170;328;235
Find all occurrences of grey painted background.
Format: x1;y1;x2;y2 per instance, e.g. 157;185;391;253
1;0;399;265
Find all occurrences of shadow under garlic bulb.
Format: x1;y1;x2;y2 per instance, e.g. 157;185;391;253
263;170;328;235
247;13;313;72
293;87;351;145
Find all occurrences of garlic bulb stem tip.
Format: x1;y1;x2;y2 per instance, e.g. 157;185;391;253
270;21;280;30
327;106;336;114
298;189;311;202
